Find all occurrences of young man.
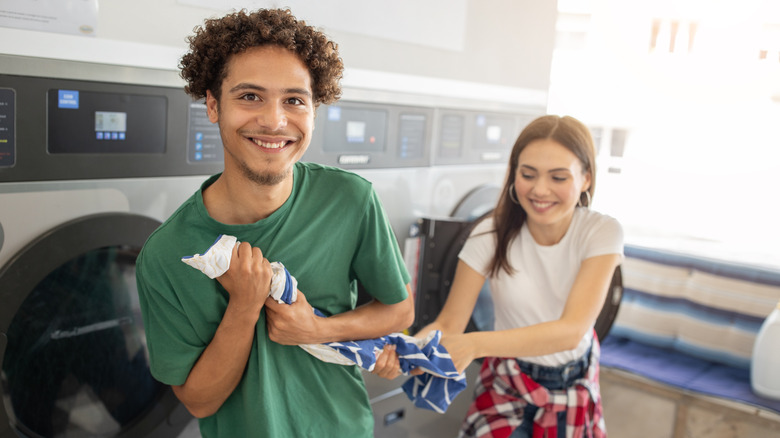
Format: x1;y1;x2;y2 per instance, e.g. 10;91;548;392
135;9;414;437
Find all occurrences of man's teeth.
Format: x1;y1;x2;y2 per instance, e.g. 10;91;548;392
253;139;287;149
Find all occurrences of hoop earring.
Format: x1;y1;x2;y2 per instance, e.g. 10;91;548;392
578;190;592;208
509;185;521;205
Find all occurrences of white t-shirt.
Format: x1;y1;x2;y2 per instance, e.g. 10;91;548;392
458;208;624;366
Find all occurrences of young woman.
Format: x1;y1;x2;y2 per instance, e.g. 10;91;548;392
376;114;623;437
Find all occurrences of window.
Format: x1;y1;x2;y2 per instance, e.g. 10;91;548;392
551;0;780;268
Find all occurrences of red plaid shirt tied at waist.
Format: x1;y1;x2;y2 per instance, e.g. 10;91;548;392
460;333;606;438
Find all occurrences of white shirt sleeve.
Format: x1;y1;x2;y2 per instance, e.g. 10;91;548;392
579;212;624;260
457;217;497;277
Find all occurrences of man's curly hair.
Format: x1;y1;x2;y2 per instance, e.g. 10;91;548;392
180;9;343;106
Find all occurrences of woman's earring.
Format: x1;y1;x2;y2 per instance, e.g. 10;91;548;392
509;185;521;205
578;190;592;208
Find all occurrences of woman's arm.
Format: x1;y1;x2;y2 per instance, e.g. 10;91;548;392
446;253;621;372
373;260;486;378
418;260;489;336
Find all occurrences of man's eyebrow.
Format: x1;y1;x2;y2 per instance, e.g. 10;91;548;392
228;83;264;94
285;87;313;97
228;83;312;97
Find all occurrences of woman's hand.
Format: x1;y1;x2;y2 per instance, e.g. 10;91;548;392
440;332;477;375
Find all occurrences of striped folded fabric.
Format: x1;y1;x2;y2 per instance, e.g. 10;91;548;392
182;234;467;412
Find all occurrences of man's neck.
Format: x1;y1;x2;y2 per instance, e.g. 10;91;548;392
203;169;294;225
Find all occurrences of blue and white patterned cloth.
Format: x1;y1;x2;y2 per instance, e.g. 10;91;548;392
182;234;467;413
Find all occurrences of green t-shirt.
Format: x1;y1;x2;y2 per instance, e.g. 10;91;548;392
136;162;410;438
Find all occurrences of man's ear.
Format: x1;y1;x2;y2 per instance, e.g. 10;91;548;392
205;90;219;123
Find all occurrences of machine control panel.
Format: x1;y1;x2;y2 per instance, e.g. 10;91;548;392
0;88;14;168
323;105;388;166
305;100;534;169
186;103;224;163
0;64;537;179
0;72;225;182
306;101;434;169
47;89;167;154
398;113;427;160
433;110;527;165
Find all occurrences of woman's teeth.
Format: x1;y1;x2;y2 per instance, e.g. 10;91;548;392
532;200;553;209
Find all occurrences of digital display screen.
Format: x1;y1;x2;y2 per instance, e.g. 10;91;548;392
486;125;502;143
95;111;127;141
473;114;514;149
95;111;127;132
346;121;367;143
48;89;166;154
323;105;387;153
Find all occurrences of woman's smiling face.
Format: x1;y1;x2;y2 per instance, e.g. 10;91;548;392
514;138;591;243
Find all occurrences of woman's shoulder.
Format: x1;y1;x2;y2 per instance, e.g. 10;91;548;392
470;215;496;235
573;208;624;251
576;208;621;231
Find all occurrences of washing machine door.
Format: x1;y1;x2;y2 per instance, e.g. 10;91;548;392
412;184;500;335
0;213;190;438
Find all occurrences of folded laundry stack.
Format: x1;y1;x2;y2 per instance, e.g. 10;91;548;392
182;234;467;413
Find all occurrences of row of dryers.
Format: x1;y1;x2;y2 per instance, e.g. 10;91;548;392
0;53;543;438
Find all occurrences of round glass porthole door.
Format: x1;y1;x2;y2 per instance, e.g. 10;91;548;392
0;213;182;438
2;245;162;437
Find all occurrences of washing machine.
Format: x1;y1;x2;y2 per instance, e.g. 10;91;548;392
0;54;225;437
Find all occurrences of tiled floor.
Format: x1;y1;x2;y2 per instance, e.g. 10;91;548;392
600;368;780;438
175;367;780;438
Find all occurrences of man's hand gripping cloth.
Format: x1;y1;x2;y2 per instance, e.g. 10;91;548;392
459;332;606;438
181;234;467;413
181;235;298;303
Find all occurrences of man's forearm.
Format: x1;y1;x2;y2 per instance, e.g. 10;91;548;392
172;301;260;418
320;284;415;343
